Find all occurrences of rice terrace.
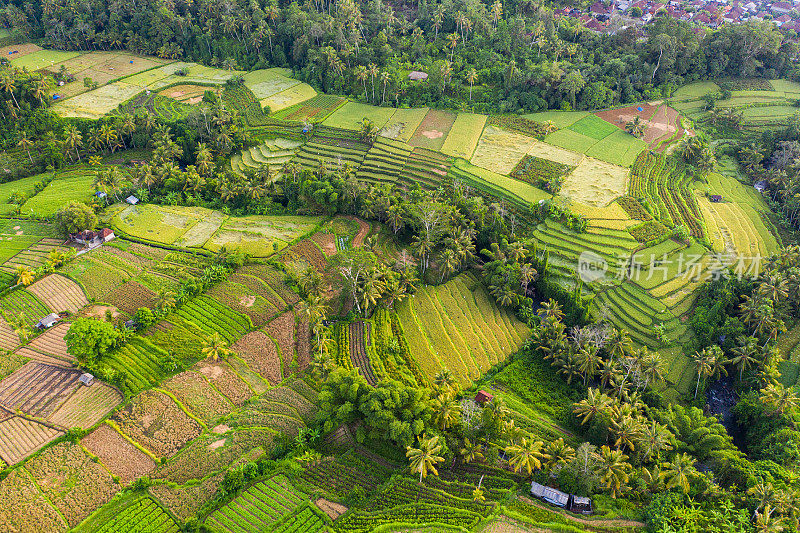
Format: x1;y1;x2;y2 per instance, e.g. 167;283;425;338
0;5;799;533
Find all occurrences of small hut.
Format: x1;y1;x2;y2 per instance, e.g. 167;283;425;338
530;482;569;508
569;495;593;515
475;390;494;406
125;195;139;205
408;71;428;81
78;373;95;386
36;313;60;330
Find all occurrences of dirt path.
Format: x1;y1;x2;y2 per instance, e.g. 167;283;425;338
345;216;370;248
519;497;645;530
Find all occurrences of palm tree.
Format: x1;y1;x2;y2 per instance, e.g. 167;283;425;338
761;383;800;418
611;414;641;452
692;347;714;399
465;68;477;102
460;438;484;464
573;388;613;426
431;395;460;431
1;72;19;109
406;434;445;483
201;332;230;362
661;453;695;494
625;116;646;138
506;437;545;476
544;438;575;476
63;125;83;162
434;369;458;393
16;131;34;165
447;33;460;62
596;445;632;498
639;420;673;463
15;266;34;286
577;345;601;385
755;504;785;533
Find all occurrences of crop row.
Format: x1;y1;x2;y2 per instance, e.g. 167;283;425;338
0;289;50;322
373;477;492;516
300;456;387;497
334;503;481;532
510;155;573;192
95;497;179;533
103;337;167;394
175;295;252;343
273;506;325;533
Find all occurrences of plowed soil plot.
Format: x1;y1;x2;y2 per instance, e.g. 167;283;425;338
26;322;72;361
232;331;282;384
595;103;681;149
106;280;158;315
0;416;63;465
193;360;253;405
349;321;376;385
26;274;87;313
0;317;18;351
264;311;296;371
47;382;122;429
409;109;457;151
111;389;202;457
82;424;156;483
0;362;81;418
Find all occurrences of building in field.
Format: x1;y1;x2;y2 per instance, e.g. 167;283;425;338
530;482;569;508
569;495;593;515
69;228;115;247
475;390;494;405
35;313;61;330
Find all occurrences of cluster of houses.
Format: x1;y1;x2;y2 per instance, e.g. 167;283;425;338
556;0;800;33
69;227;115;248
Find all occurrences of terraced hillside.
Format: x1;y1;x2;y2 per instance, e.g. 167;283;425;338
357;137;412;185
395;272;529;386
231;138;302;176
295;126;370;171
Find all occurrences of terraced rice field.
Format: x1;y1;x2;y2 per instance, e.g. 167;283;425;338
0;416;64;465
273;94;347;122
1;238;73;273
175;295;252;343
206;475;307;533
528;218;639;290
560;157;629;207
0;362;83;418
357;137;412;186
0;317;18;352
398;147;451;189
395;273;529;386
162;370;232;425
20;168;97;217
102;337;168;394
323;101;396;130
231;137;302;176
52;81;143;119
26;274;87;313
74;493;179;533
448;159;550;211
294;126;371;171
408;109;457;150
470;125;536;174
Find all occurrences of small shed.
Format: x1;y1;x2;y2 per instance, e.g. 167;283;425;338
530;482;569;508
125;195;139;205
475;390;494;406
78;373;94;386
754;180;767;192
36;313;61;330
95;191;107;199
408;71;428;81
569;495;593;515
710;194;722;203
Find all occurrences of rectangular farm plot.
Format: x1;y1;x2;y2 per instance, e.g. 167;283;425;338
440;113;487;159
559;157;629;208
0;362;82;418
671;81;720;99
232;332;284;385
379;107;429;141
174;295;252;344
27;274;87;313
9;49;80;70
112;389;202;457
0;416;64;465
244;68;301;100
53;81;142;119
22;170;96;217
0;317;18;352
48;382;122;429
26;322;72;362
0;468;69;532
205;215;322;256
162;370;233;426
0;43;42;58
543;128;598;154
193;360;254;406
470;125;536;174
324;101;397;131
206;475;307;533
112;204;205;245
522;110;589;129
526;140;585;166
74;492;178;533
567;114;619;140
261;83;317;112
586;129;648;168
408;109;457;151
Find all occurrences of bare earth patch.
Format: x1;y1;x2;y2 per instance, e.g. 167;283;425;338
421;130;443;139
239;295;256;307
315;498;347;520
82;305;121;319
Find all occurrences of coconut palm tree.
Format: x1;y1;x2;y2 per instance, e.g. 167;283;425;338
406;434;445;483
544;438;575;476
15;266;34;286
465;68;477;102
761;383;800;418
460;438;484;464
431;394;460;431
573;388;613;426
625;116;646;138
692;347;714;399
16;131;34;165
596;445;632;498
755;504;785;533
730;336;759;380
201;332;230;362
661;453;696;494
506;437;545;476
63;124;83;162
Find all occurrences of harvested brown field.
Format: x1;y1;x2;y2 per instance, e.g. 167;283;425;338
0;415;64;465
310;231;337;256
231;331;282;384
315;498;347;520
25;441;121;528
47;382;122;429
0;317;19;352
595;103;683;150
158;84;214;103
264;312;296;371
0;468;68;533
106;280;158;315
150;472;225;520
0;362;81;418
0;43;42;57
26;274;87;313
25;322;72;362
13;347;71;367
82;423;156;483
408;109;457;150
193;360;253;405
162;370;232;426
559;157;630;207
297;313;311;372
112;389;202;457
279;239;327;273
